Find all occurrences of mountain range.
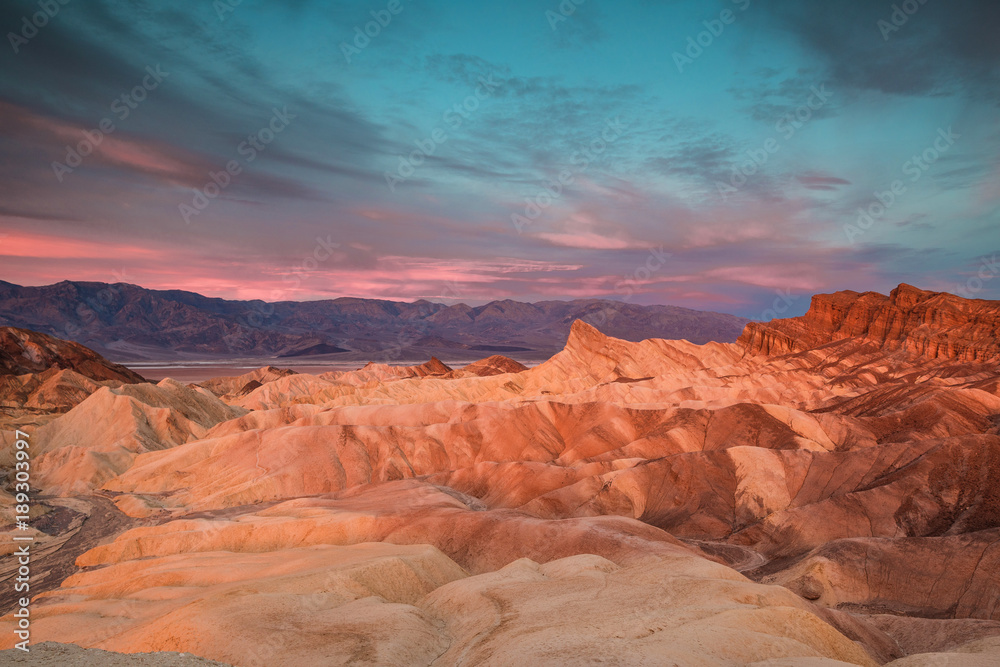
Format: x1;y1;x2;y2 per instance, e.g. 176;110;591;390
0;280;749;361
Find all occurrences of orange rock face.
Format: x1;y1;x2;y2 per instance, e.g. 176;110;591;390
3;284;1000;665
740;283;1000;362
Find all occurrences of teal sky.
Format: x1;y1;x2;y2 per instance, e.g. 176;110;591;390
1;0;998;317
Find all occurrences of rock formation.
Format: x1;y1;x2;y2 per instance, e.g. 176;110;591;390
0;327;146;415
739;284;1000;362
2;283;1000;665
195;365;297;397
0;327;145;383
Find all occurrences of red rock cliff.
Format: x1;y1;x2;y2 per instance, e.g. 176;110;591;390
738;284;1000;363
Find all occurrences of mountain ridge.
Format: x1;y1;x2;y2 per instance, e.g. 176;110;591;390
0;280;750;361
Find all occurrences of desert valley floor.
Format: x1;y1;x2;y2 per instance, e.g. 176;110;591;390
1;283;1000;666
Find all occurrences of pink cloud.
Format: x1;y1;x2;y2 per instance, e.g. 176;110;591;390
1;100;212;187
0;228;162;260
703;265;827;291
93;136;194;178
531;231;634;249
524;210;645;250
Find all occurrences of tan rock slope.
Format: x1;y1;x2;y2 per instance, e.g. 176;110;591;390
0;327;151;523
319;357;453;384
2;284;1000;665
24;541;881;666
195;365;297;399
33;379;246;495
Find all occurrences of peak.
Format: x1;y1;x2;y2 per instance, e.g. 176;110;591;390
444;355;529;378
565;319;612;354
472;355;528;374
889;283;936;306
569;319;602;337
421;357;452;374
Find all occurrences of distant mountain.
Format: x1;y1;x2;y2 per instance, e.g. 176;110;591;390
0;281;749;361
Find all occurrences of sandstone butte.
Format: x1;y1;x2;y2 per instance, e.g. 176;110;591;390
1;283;999;666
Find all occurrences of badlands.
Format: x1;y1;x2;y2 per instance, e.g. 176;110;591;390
1;283;1000;666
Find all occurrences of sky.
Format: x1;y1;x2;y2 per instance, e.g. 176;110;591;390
0;0;998;318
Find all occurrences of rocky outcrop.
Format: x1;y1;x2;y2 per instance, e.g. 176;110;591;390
0;327;148;429
443;355;529;378
0;327;145;383
739;284;1000;363
768;529;1000;620
0;642;234;666
0;368;106;412
319;357;452;386
196;365;297;397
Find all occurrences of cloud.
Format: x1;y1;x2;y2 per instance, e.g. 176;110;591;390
753;0;1000;99
0;100;324;200
532;231;635;250
797;173;852;190
728;68;843;123
1;0;998;313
